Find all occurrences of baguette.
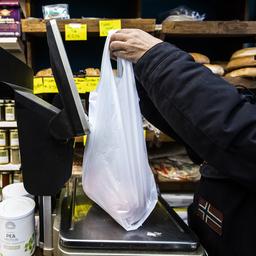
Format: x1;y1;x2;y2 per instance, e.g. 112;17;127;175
204;64;225;76
225;67;256;78
189;52;210;64
231;47;256;60
227;56;256;71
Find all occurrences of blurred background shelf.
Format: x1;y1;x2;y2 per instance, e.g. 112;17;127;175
161;21;256;37
21;18;156;34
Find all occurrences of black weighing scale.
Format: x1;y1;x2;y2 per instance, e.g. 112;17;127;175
0;20;205;256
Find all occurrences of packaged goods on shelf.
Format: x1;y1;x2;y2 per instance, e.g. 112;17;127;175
0;0;19;5
150;156;200;182
0;21;20;36
0;129;7;146
4;100;15;121
0;147;9;164
0;7;21;22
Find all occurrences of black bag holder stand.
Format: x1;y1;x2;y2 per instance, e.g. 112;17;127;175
0;81;76;252
0;81;78;253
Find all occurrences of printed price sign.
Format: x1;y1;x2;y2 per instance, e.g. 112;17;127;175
84;77;100;92
33;77;44;94
65;23;87;41
43;77;58;93
99;20;121;37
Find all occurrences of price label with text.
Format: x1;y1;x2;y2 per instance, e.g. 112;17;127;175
99;20;121;37
65;23;87;41
33;77;44;94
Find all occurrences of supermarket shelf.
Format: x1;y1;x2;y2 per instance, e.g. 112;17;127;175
21;18;156;34
0;164;21;171
162;21;256;36
0;121;17;128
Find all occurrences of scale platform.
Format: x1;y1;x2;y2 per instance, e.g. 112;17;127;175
55;178;204;255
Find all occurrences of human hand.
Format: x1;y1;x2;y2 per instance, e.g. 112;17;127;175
109;29;162;63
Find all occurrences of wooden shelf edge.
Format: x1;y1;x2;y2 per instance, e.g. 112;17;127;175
21;18;156;33
161;21;256;36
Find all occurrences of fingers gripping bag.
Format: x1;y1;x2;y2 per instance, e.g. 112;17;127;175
82;31;158;231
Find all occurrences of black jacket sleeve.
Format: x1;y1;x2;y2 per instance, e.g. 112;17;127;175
134;42;256;191
136;80;203;164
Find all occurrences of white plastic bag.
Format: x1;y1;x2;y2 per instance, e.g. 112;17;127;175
82;31;158;231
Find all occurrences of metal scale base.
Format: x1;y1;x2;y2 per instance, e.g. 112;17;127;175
53;179;205;256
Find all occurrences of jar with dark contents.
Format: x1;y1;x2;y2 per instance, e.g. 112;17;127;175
10;147;20;164
0;147;9;164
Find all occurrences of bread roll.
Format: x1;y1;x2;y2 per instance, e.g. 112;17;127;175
85;68;100;76
35;68;53;77
227;56;256;71
225;67;256;78
231;47;256;60
204;64;225;76
189;53;210;64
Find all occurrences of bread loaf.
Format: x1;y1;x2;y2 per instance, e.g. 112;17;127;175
231;47;256;60
204;64;225;76
85;68;100;76
227;56;256;71
189;53;210;64
35;68;53;77
225;67;256;78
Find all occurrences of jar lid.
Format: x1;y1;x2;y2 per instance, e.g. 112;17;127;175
0;197;35;219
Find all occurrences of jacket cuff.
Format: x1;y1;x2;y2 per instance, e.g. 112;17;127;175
134;42;190;85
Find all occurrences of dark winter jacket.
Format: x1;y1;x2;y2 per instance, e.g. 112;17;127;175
134;42;256;256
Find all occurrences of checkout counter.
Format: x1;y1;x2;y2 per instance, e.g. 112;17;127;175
0;20;205;256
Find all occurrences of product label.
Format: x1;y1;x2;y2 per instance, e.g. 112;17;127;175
5;107;15;121
0;132;6;146
99;20;121;37
10;132;19;146
65;23;87;41
0;149;8;164
0;217;35;256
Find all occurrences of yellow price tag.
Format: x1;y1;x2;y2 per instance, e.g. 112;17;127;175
65;23;87;41
43;77;58;93
33;77;44;94
84;77;100;92
99;20;121;37
83;135;87;145
74;78;87;93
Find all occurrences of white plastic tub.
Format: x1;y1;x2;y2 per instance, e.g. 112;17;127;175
0;197;35;256
2;182;33;201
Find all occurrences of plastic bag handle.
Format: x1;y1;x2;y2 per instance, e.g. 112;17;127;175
100;30;128;82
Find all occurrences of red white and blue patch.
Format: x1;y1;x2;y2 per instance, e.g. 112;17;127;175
196;197;223;236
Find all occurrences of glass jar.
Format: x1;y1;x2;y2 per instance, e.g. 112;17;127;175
5;102;15;121
0;129;8;147
10;147;20;164
9;129;19;146
0;147;9;164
